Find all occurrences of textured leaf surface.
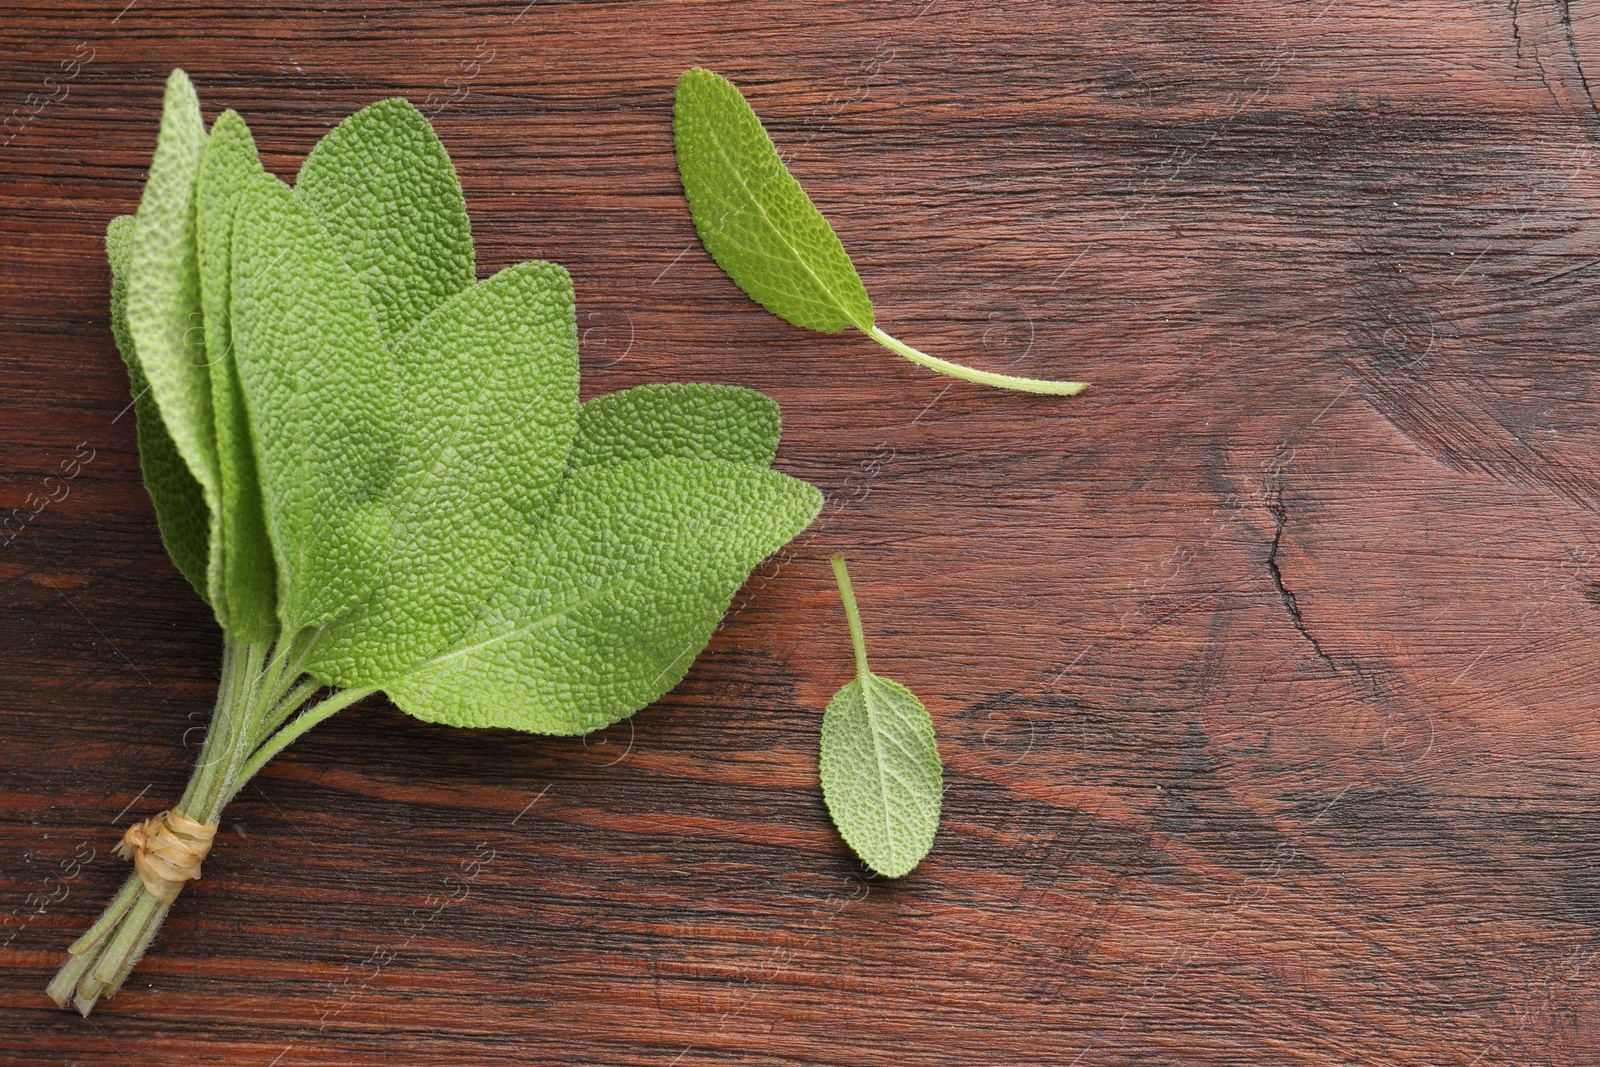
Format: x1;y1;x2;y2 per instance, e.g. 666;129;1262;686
107;214;210;597
307;261;580;688
125;69;219;577
819;556;942;878
384;458;822;735
230;174;396;632
296;98;475;340
820;676;942;878
673;68;1086;397
572;383;781;471
674;67;874;334
197;109;276;641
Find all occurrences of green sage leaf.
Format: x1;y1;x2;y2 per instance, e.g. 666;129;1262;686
383;458;823;735
306;261;580;688
571;383;781;471
819;554;942;878
107;214;210;597
673;67;1088;396
295;97;476;339
673;67;873;334
197;109;276;641
229;173;396;632
125;69;220;583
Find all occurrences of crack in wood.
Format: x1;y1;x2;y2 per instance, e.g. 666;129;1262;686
1264;463;1383;699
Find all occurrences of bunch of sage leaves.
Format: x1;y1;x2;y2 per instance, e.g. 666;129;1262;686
49;69;821;1016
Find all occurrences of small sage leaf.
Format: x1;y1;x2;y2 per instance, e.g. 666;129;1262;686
819;554;942;878
673;67;1088;396
673;67;873;334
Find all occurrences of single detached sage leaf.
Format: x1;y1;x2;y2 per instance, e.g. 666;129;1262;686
197;108;276;642
125;68;221;585
306;261;580;689
383;458;823;735
295;97;476;339
107;215;210;597
229;173;396;632
673;67;873;334
819;554;942;878
673;67;1088;396
571;382;781;471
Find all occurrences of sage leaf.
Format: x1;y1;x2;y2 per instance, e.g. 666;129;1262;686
305;261;580;688
197;109;277;641
819;554;942;878
229;173;397;632
673;68;873;334
125;70;221;583
674;67;1088;396
383;458;822;735
295;97;476;340
571;382;781;471
106;215;210;596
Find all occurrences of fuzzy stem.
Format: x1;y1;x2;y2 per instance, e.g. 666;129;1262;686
863;324;1090;395
65;875;140;956
254;678;322;743
43;942;96;1009
178;639;250;818
48;633;364;1015
830;554;872;680
234;684;375;790
88;891;161;987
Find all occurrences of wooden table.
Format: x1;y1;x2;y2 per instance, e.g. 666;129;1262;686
4;2;1599;1063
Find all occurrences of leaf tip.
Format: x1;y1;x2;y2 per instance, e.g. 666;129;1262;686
676;66;721;89
106;213;135;252
209;107;251;139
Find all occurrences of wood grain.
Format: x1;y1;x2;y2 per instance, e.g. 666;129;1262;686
3;1;1600;1063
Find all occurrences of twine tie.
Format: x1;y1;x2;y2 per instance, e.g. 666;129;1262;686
113;808;217;904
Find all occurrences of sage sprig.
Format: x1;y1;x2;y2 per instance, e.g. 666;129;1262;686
50;69;821;1015
673;67;1088;396
819;555;942;878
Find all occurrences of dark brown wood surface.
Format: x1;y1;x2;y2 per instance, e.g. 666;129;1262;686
4;1;1600;1063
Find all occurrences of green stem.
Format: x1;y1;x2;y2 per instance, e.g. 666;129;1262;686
88;891;161;988
179;639;250;818
830;554;871;679
43;941;96;1009
234;684;375;789
95;896;170;1002
254;677;322;744
48;632;368;1015
65;869;140;955
211;640;285;823
862;324;1089;396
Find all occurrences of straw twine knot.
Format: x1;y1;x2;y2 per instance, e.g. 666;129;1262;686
113;808;217;904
